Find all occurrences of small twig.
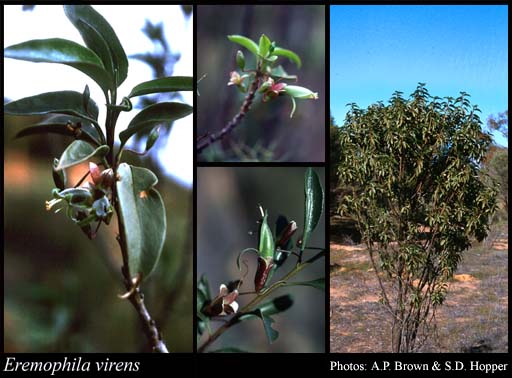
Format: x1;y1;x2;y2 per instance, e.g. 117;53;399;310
197;70;262;154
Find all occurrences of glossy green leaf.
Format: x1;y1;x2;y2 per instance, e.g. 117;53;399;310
4;91;99;121
128;76;193;98
258;210;275;260
116;163;166;279
56;140;109;170
15;115;101;146
145;127;160;153
272;47;302;68
4;38;113;95
283;278;325;291
209;348;249;353
258;34;271;58
302;168;324;251
227;35;259;56
284;85;318;99
64;5;128;86
119;102;193;145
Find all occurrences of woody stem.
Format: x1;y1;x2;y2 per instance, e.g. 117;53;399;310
196;66;263;155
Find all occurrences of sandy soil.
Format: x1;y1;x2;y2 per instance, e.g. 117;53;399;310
330;228;508;353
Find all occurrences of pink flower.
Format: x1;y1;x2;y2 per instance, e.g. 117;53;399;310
227;71;247;87
261;77;287;102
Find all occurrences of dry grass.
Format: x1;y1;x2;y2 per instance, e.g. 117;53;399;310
330;224;508;353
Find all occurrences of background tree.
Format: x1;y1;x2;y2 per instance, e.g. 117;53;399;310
329;112;341;215
485;111;508;216
336;84;497;352
487;109;508;137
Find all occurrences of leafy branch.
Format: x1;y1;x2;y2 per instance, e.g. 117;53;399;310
197;168;325;352
196;34;318;156
4;5;193;352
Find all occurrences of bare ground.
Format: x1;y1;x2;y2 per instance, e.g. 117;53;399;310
330;226;508;353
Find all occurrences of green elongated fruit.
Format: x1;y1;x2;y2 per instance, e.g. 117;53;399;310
254;207;275;292
258;209;274;260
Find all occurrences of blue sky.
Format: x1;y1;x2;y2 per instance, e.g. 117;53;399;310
331;5;508;146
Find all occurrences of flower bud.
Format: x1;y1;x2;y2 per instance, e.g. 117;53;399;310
100;168;115;190
236;50;245;70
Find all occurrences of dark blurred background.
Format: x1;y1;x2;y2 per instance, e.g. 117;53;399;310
197;167;325;352
4;5;193;352
197;5;325;162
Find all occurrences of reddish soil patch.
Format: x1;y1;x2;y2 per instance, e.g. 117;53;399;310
330;227;508;353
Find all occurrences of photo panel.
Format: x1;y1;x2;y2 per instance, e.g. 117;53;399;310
196;4;325;162
3;4;193;353
197;167;326;352
330;4;508;354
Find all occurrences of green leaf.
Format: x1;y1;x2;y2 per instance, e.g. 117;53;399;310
271;65;297;80
283;278;325;291
64;5;129;87
197;273;212;310
4;91;99;122
4;38;113;95
209;348;249;353
255;295;294;316
119;102;193;146
144;127;160;153
239;310;278;344
197;311;210;339
116;163;166;279
227;35;259;56
128;76;193;98
284;85;318;99
56;140;109;170
15;115;101;146
302;168;324;251
237;296;293;344
258;34;271;58
272;47;302;68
